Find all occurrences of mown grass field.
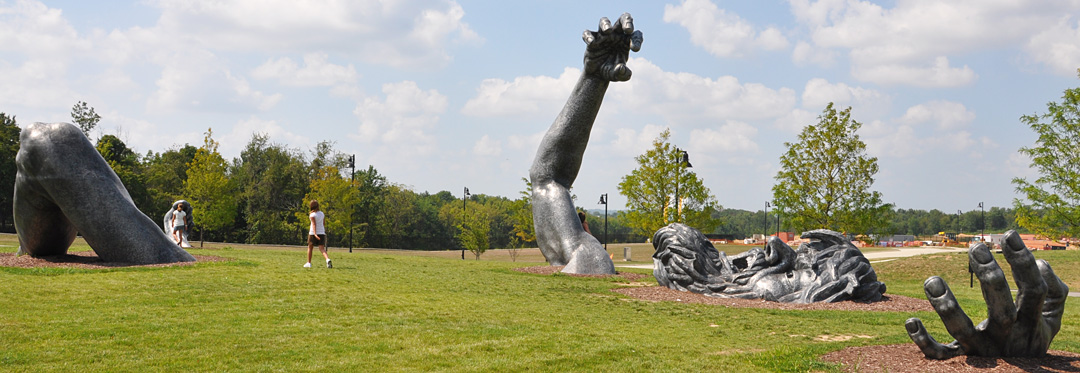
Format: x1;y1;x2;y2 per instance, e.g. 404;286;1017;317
0;233;1077;372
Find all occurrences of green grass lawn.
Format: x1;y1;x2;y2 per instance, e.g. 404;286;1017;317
1;234;1078;372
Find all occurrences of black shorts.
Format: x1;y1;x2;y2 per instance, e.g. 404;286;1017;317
308;234;326;246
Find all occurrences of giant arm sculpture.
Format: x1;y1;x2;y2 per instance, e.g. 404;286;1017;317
906;230;1068;359
529;13;642;275
14;122;196;264
652;224;886;303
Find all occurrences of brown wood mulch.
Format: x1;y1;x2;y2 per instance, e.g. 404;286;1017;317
0;251;227;269
517;265;1080;372
821;344;1080;372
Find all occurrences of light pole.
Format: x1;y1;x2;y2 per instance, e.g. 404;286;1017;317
764;201;770;241
462;187;470;260
979;202;985;242
673;148;691;223
598;194;608;251
348;154;355;253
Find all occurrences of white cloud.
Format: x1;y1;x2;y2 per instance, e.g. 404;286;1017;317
616;58;797;122
851;56;977;87
801;78;888;114
664;0;789;58
688;121;759;154
218;116;309;158
148;0;481;69
146;49;280;112
792;41;835;67
1026;16;1080;76
472;135;502;156
251;52;359;87
461;67;578;117
862;101;992;160
0;0;87;58
899;100;975;131
789;0;1080;85
0;59;75;108
609;124;668;158
773;108;818;133
351;81;447;155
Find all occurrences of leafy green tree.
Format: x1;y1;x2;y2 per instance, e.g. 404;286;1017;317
0;113;19;231
144;145;198;214
510;177;536;246
1013;74;1080;239
772;103;892;235
95;134;153;217
234;134;309;244
300;165;359;247
618;129;720;236
439;199;492;259
70;101;101;139
353;165;387;247
184;129;237;243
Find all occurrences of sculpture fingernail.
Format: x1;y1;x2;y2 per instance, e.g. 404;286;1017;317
925;277;946;297
905;319;921;334
971;246;993;264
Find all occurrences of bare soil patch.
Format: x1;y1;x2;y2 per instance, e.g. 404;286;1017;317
0;251;228;269
821;344;1080;372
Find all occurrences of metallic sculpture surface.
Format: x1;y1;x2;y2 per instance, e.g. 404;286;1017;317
13;122;196;264
529;13;642;275
906;230;1068;359
163;200;193;248
652;223;885;303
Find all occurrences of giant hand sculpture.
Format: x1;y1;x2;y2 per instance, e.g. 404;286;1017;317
905;230;1068;359
652;224;885;303
529;13;642;275
163;200;193;248
14;122;196;264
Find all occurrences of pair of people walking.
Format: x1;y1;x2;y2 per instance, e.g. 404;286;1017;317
304;200;332;269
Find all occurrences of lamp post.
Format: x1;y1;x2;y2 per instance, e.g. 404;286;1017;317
348;155;355;253
764;201;770;242
598;194;608;251
673;148;692;223
979;202;985;242
462;187;470;260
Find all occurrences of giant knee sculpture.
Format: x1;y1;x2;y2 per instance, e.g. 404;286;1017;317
652;224;885;303
906;230;1068;359
14;122;196;264
530;13;642;275
163;200;193;248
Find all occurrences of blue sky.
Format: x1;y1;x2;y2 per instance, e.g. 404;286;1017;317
2;0;1079;212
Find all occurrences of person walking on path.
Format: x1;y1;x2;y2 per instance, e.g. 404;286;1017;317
305;200;332;268
171;204;186;245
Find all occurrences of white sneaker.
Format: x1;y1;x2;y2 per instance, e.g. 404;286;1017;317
326;259;333;269
303;262;311;268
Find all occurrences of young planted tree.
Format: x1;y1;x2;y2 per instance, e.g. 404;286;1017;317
772;103;892;236
70;101;101;139
184;129;237;244
300;165;359;247
618;129;720;236
1013;73;1080;239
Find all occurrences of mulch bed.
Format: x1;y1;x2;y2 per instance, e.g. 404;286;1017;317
0;251;228;269
515;265;931;312
821;344;1080;372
